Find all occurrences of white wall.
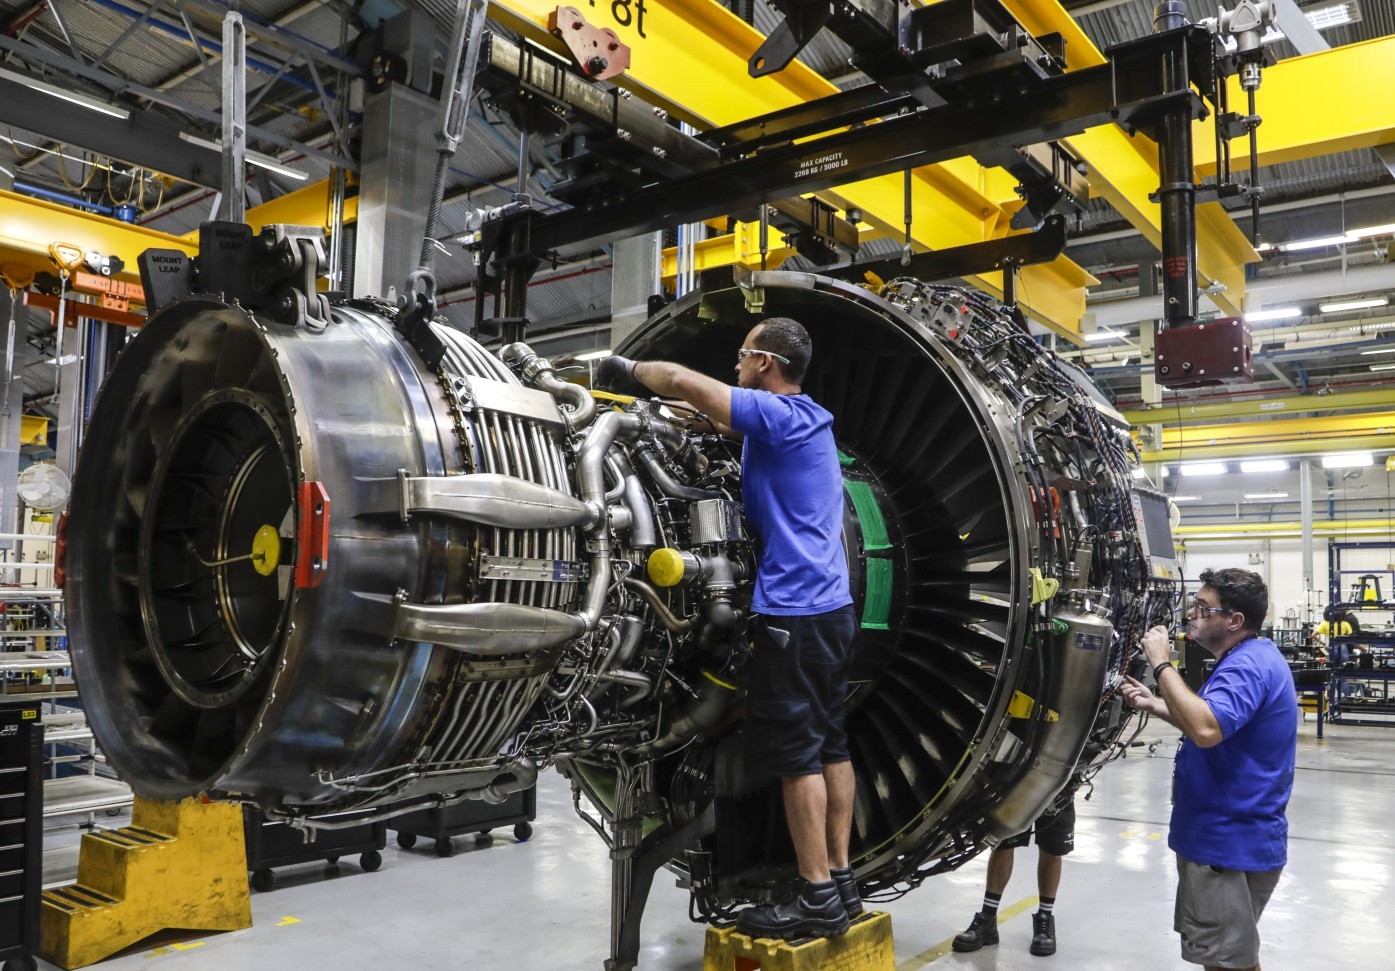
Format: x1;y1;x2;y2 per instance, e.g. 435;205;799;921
1180;538;1330;628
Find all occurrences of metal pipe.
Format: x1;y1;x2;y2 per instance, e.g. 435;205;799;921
1153;0;1197;329
392;599;585;654
622;577;696;632
12;181;114;215
502;342;598;431
574;410;642;628
635;446;719;501
618;453;658;548
400;472;599;530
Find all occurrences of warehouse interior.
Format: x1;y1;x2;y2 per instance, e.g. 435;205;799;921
1;0;1394;968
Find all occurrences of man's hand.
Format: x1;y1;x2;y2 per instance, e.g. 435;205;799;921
1140;624;1172;668
594;355;639;391
1121;674;1164;716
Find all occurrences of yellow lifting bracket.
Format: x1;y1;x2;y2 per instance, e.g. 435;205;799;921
703;911;895;971
40;797;252;969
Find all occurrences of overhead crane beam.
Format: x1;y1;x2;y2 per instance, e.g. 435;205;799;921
486;0;1097;337
0;190;197;287
1192;36;1395;176
1122;388;1395;426
1139;410;1395;462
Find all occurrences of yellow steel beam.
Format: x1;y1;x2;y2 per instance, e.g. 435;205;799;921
0;190;196;287
1161;411;1395;448
660;221;795;281
487;0;1097;337
180;181;361;244
1123;388;1395;426
1193;36;1395;176
1175;520;1395;539
20;415;47;446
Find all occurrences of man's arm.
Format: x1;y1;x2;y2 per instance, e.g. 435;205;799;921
1136;625;1225;748
632;361;734;430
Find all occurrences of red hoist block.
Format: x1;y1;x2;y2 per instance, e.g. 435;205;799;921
1154;317;1254;388
295;482;331;588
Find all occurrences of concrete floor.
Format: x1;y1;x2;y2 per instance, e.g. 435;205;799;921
32;715;1395;971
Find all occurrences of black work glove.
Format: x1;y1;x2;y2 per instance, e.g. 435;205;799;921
593;354;640;391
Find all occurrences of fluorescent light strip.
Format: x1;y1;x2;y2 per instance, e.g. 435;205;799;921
1239;459;1288;473
1360;347;1395;355
178;132;308;181
1179;462;1227;477
1320;297;1388;313
0;65;129;120
1244;492;1289;500
1169;495;1202;502
573;349;612;362
1370;363;1395;372
1322;452;1373;469
1347;223;1395;239
1244;307;1302;323
1085;329;1125;343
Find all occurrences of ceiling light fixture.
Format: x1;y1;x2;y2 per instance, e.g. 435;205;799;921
1243;307;1302;323
1239;459;1288;474
1320;297;1389;313
1282;234;1357;252
1346;222;1395;239
1370;363;1395;372
573;349;612;361
0;65;129;120
1180;462;1228;477
1085;329;1125;343
1169;495;1202;502
1322;452;1373;469
1360;347;1395;355
1244;492;1290;500
178;132;308;181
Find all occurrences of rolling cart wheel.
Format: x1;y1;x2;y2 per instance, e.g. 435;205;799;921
325;855;340;866
514;822;533;841
3;955;40;971
435;837;457;858
251;868;276;893
396;832;417;850
361;850;383;872
105;807;123;817
476;828;492;836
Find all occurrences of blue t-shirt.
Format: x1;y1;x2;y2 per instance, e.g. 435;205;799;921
730;387;852;616
1169;636;1297;870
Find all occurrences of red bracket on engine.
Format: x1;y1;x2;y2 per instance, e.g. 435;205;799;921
548;6;630;81
295;481;330;588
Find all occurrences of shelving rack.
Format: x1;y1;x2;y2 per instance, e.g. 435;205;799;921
1326;543;1395;726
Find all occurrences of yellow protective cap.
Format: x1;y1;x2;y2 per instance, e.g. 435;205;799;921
647;548;687;588
250;524;281;577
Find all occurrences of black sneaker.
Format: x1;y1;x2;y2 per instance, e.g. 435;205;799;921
952;910;1000;952
830;867;864;919
736;880;850;941
1030;911;1056;956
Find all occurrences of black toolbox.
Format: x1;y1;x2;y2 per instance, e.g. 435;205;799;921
243;807;386;892
390;786;536;857
0;702;42;971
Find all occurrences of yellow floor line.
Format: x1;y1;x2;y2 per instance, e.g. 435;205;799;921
894;895;1040;970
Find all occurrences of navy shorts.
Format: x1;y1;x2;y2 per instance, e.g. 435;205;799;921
1000;799;1076;856
745;605;857;777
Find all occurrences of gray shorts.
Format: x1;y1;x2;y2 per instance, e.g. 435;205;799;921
1175;855;1282;968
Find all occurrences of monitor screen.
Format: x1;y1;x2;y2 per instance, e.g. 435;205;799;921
1133;490;1178;578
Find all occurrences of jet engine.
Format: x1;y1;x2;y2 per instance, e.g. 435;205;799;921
65;249;1176;958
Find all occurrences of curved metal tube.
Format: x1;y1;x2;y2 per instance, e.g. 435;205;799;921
503;342;597;431
401;472;599;530
480;756;539;804
635;445;720;501
393;600;585;654
622;577;696;633
574;410;642;630
616;452;658;548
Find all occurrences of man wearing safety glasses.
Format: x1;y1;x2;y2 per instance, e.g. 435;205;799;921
596;319;858;940
1121;568;1296;971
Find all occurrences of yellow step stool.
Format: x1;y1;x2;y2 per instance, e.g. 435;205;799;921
40;797;252;969
704;912;894;971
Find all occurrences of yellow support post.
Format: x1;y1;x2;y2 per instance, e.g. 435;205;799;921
661;220;796;282
703;912;894;971
40;798;251;969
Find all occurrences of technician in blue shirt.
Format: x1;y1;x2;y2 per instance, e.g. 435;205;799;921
596;318;858;940
1121;568;1297;971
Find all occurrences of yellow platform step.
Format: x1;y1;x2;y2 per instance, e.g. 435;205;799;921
40;797;252;969
704;911;894;971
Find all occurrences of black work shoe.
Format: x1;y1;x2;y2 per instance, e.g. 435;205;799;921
1030;911;1057;956
736;880;850;941
952;910;1000;952
830;867;864;919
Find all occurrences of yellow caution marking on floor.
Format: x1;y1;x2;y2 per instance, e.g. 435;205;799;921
1119;829;1165;840
144;947;171;957
170;942;204;951
894;895;1038;969
276;916;301;927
